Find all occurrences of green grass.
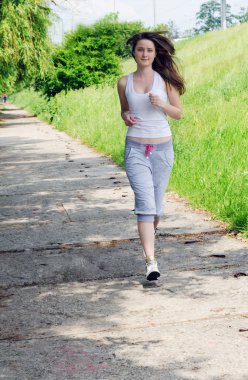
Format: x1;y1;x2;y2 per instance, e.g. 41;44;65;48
12;23;248;235
171;24;248;233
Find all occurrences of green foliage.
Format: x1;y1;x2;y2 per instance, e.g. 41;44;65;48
195;0;235;34
41;14;145;97
43;28;121;96
234;7;248;24
170;23;248;233
166;21;179;39
94;13;145;59
0;0;52;91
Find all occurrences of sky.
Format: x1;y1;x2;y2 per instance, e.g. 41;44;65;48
50;0;248;43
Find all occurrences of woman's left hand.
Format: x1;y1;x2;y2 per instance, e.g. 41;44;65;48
149;93;166;109
149;86;182;120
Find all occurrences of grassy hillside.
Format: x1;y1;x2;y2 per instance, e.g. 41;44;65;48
12;23;248;234
172;23;248;232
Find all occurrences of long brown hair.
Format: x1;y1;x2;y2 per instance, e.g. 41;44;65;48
126;31;185;95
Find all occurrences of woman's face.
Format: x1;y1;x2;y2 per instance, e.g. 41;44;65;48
133;39;156;66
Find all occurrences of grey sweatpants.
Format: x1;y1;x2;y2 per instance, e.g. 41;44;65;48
124;138;174;222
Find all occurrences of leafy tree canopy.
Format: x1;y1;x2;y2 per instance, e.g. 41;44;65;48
165;21;179;39
93;12;145;59
234;7;248;24
0;0;52;91
40;14;145;97
195;0;235;34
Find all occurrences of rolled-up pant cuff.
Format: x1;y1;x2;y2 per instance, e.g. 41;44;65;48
137;214;155;222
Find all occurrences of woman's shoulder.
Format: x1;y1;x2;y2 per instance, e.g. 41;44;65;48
117;74;130;89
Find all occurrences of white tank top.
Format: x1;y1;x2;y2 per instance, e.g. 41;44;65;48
125;70;171;138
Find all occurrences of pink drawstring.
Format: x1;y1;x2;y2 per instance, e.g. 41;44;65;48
145;144;154;157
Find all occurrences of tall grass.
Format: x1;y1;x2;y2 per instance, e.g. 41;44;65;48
172;24;248;232
12;23;248;234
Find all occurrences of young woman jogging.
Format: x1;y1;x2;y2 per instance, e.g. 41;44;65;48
117;31;185;281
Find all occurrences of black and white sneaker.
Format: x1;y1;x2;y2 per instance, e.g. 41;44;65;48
146;260;160;281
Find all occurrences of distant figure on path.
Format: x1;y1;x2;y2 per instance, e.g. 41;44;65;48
117;31;185;281
2;92;8;103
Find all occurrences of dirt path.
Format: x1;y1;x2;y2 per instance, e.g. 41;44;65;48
1;104;248;379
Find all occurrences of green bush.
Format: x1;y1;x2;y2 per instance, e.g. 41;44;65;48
42;26;120;96
41;14;145;97
94;13;145;58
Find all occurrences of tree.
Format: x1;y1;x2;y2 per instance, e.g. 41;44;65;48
194;0;235;34
41;14;145;97
0;0;53;91
94;13;144;59
42;23;121;97
152;23;172;39
167;20;179;39
234;7;248;24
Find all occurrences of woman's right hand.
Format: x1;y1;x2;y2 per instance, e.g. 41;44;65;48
122;111;137;127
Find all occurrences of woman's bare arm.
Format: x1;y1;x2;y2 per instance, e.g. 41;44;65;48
117;77;137;126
